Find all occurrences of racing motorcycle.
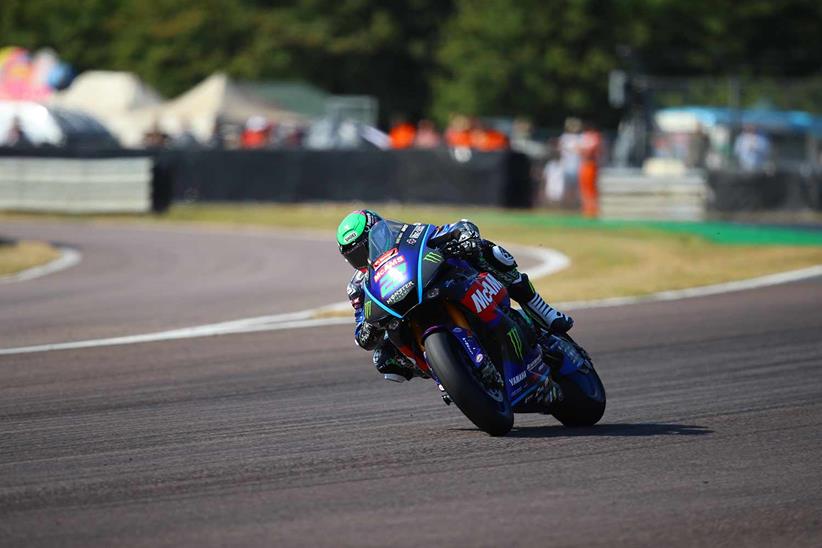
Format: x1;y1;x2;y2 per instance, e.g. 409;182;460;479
363;220;606;436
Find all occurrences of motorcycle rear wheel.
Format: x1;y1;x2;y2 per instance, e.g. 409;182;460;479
551;365;606;427
424;332;514;436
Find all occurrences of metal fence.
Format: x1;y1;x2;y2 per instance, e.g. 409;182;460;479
0;157;152;213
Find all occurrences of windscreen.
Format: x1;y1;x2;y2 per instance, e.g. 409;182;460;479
368;220;406;263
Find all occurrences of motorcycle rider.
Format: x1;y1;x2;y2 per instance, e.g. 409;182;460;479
337;209;572;406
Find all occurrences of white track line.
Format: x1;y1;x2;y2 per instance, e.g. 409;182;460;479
1;243;820;356
0;243;569;355
558;264;822;310
0;315;352;356
0;247;81;284
507;244;570;280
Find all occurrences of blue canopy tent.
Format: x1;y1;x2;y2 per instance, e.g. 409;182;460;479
657;106;822;137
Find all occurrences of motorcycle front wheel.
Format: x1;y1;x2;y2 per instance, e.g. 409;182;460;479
424;331;514;436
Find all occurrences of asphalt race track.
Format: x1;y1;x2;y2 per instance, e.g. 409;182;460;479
1;221;821;547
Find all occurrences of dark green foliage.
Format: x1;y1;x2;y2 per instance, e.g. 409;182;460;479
2;0;821;126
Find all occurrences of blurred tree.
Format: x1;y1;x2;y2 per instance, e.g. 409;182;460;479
0;0;117;69
105;0;255;96
619;0;822;77
2;0;822;126
243;0;453;121
432;0;619;126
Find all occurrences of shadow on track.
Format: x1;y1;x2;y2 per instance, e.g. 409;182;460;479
504;423;713;438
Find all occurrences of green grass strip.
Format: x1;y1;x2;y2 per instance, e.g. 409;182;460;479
466;211;822;247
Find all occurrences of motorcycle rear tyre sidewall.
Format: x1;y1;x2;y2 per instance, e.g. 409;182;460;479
551;367;606;427
424;331;514;436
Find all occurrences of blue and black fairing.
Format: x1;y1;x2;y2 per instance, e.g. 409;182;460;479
362;220;443;323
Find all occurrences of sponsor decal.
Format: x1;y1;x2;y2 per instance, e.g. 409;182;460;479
364;210;379;227
372;247;398;269
470;275;505;313
423;251;443;264
378;260;409;298
386;280;414;304
364;300;372;319
507;327;524;361
526;353;543;371
509;370;527;386
394;224;409;244
373;255;405;282
406;224;425;245
343;231;358;244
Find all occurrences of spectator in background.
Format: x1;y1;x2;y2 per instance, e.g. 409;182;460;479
469;119;509;151
278;122;306;149
511;118;544;157
414;119;441;148
687;123;711;168
171;121;199;149
143;120;169;148
4;116;33;148
559;117;582;205
734;125;771;171
543;137;564;204
389;115;416;149
206;117;226;149
578;121;602;218
445;115;471;148
241;116;270;149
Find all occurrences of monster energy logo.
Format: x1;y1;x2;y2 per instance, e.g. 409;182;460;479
507;328;524;360
423;251;443;264
364;300;372;319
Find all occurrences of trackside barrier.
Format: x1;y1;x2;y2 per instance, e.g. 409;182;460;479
159;149;534;208
0;149;534;212
599;168;708;221
707;169;822;212
0;157;152;213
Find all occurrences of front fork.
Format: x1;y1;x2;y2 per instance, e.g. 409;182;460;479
406;302;504;400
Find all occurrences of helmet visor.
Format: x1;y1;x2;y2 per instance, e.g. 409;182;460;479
341;237;369;270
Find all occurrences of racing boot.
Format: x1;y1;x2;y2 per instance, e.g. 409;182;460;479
507;273;573;334
373;344;426;383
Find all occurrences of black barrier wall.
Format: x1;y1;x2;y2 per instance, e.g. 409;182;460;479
12;147;821;213
1;147;535;211
157;149;534;209
707;170;822;212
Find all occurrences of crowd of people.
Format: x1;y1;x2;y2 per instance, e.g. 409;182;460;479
388;115;510;151
141;116;307;150
139;113;517;153
385;113;608;216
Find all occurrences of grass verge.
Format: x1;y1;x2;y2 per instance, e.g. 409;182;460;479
3;203;822;300
0;239;60;276
164;203;822;301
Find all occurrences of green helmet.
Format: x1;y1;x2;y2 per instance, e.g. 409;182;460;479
337;209;383;269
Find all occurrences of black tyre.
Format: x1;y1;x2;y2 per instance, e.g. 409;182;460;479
424;331;514;436
551;365;606;427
